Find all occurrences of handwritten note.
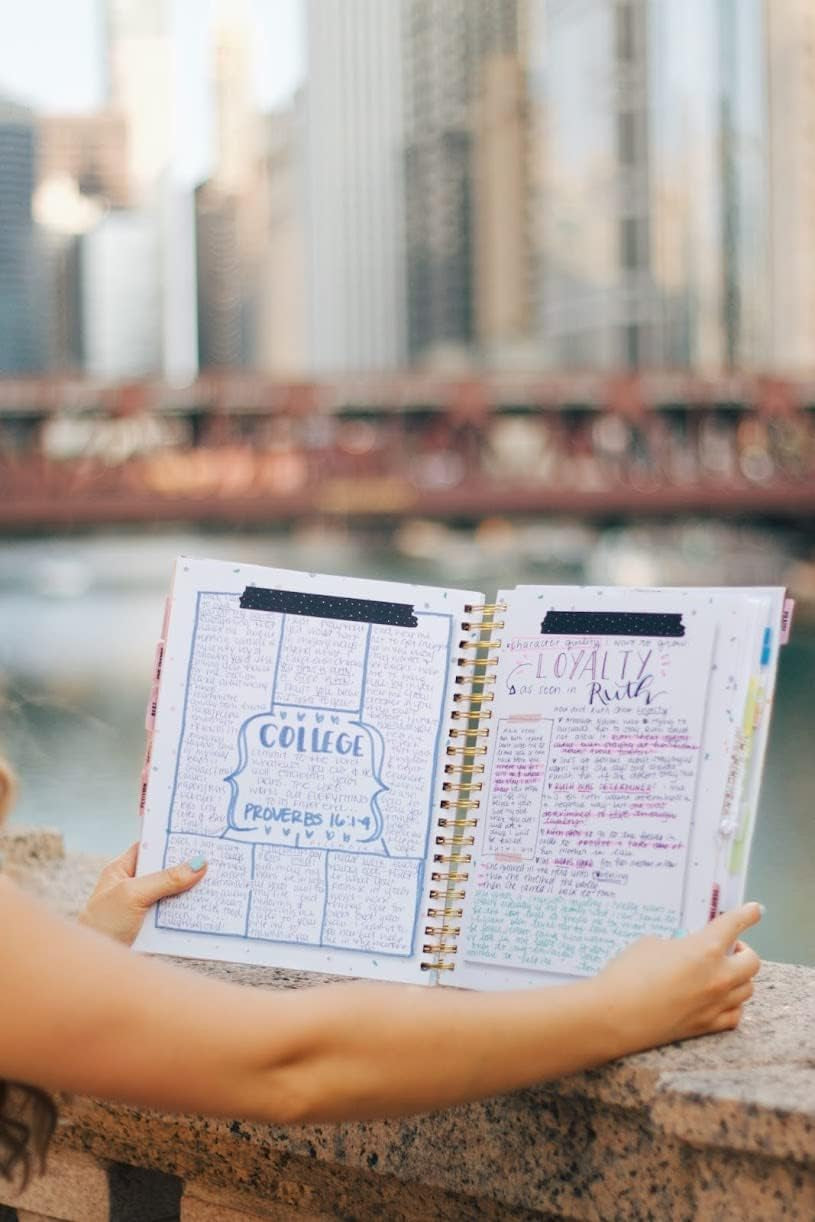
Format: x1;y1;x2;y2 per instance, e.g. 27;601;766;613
361;618;451;856
245;846;325;943
157;834;252;936
463;592;716;977
321;854;423;955
170;596;282;836
484;719;553;858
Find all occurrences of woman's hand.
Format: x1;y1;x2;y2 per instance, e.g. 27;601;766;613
593;901;763;1056
77;843;207;946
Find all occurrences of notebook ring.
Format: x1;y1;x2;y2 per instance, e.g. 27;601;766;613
464;602;508;614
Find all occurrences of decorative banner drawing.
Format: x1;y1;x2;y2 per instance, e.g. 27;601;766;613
224;706;387;851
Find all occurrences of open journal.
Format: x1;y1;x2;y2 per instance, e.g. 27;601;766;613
134;557;791;990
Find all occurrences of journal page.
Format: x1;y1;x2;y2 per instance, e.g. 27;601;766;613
510;585;767;928
453;586;718;990
135;556;481;986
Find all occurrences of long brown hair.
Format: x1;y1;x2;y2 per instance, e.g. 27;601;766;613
0;756;58;1184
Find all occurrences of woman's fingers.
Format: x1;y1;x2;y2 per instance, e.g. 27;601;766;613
712;1006;743;1032
706;902;763;951
129;858;208;909
99;841;139;882
722;980;754;1009
726;941;761;986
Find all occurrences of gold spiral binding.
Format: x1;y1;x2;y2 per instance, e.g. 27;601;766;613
421;598;504;975
464;602;507;614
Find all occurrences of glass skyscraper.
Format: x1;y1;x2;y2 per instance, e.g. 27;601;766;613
0;95;42;373
536;0;769;371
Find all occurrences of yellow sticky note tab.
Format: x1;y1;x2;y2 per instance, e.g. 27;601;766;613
741;678;759;738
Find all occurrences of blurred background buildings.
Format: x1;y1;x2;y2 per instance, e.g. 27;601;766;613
1;0;815;380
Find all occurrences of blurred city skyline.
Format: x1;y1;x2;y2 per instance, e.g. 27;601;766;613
2;0;815;384
0;0;304;184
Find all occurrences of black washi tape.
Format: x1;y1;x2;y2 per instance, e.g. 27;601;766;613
240;586;418;628
540;611;685;638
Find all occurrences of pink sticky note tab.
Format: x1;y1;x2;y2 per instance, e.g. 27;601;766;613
145;683;159;731
138;768;149;815
780;598;795;645
160;596;171;641
153;640;165;684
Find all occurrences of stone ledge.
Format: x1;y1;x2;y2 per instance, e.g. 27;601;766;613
3;825;814;1220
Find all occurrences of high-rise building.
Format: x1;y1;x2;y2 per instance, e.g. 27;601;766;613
211;1;258;197
195;183;248;369
80;209;162;378
766;0;815;372
33;175;103;372
37;113;130;207
105;0;200;381
535;0;769;371
105;0;173;195
255;103;307;376
473;51;531;360
303;0;406;372
194;6;265;371
0;95;42;373
403;0;521;366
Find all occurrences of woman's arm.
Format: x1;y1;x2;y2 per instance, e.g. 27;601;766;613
0;877;761;1124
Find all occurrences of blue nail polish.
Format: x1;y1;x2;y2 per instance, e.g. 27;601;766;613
671;928;688;939
188;855;207;871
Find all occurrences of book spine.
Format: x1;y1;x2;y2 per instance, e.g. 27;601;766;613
421;600;506;975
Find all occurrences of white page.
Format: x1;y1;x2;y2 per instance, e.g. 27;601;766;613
135;556;481;986
453;585;719;989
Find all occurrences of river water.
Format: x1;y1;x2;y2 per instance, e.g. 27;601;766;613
0;526;811;966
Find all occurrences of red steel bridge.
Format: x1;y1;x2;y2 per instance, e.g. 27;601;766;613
1;372;814;528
